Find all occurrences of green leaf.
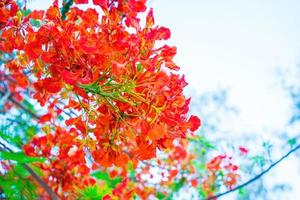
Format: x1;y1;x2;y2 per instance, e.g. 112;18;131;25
61;0;74;20
25;126;37;139
0;152;46;163
170;178;185;192
0;131;22;146
22;99;36;113
238;187;248;198
29;19;42;28
91;171;109;180
91;171;122;188
157;192;166;200
0;178;23;199
136;63;143;72
127;161;136;178
23;9;31;17
251;155;266;167
79;185;112;200
288;137;297;147
14;164;29;177
191;160;205;171
188;136;216;149
0;174;37;199
198;186;207;199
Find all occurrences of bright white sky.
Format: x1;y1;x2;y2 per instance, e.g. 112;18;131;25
28;0;300;199
150;1;300;199
151;0;300;134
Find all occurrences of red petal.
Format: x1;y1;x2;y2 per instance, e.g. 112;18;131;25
39;113;52;123
239;146;249;155
74;0;89;4
45;6;60;20
128;0;146;13
92;0;108;8
29;10;45;20
23;144;35;156
165;60;180;71
43;78;62;93
148;124;167;140
61;70;78;85
146;8;154;28
188;115;201;131
157;27;171;40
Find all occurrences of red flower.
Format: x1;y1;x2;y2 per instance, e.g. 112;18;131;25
239;146;249;155
188;115;201;131
191;179;198;187
75;0;88;4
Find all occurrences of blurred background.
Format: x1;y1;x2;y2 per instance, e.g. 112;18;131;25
152;0;300;199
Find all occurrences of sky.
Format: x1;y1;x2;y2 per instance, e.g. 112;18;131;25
150;1;300;199
150;0;300;134
27;0;300;199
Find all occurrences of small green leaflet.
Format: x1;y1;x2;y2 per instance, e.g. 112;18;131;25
0;152;45;163
0;131;22;146
251;155;266;167
170;178;185;192
288;137;297;147
188;136;216;149
91;171;122;188
22;99;36;113
29;19;42;28
79;184;112;200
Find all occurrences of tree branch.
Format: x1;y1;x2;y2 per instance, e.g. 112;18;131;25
0;89;40;119
23;164;59;200
0;142;59;200
8;94;40;119
206;144;300;200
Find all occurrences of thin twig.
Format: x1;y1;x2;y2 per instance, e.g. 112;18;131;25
0;89;10;107
0;89;40;119
206;144;300;200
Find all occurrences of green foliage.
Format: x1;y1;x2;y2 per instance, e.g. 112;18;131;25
170;178;185;192
238;187;249;199
61;0;74;20
0;130;22;147
29;19;42;28
0;152;45;163
251;155;266;167
157;192;166;200
127;161;136;179
22;99;37;114
25;126;38;140
79;184;112;200
288;137;297;147
189;135;216;156
136;63;143;72
0;102;39;148
91;171;122;188
14;163;30;177
0;170;37;199
156;191;173;200
198;186;208;199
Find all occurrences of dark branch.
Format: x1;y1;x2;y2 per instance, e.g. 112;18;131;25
0;142;59;200
23;164;59;200
206;144;300;200
8;94;40;119
0;89;40;119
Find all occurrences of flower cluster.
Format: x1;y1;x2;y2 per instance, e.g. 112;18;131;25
1;0;201;198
